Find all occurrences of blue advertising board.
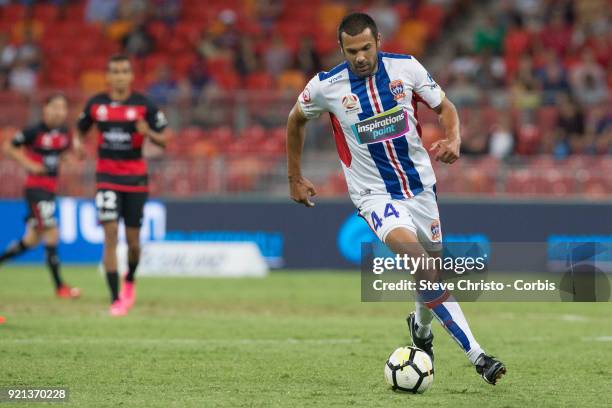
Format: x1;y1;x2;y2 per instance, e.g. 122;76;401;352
163;199;612;268
0;198;609;268
0;198;166;263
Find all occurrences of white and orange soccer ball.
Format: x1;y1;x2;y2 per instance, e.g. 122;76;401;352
384;346;434;393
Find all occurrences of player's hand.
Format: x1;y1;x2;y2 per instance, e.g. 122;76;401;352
289;176;317;207
136;119;151;136
25;161;46;175
430;137;460;164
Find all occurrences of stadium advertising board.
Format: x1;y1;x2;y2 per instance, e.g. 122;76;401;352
0;199;610;269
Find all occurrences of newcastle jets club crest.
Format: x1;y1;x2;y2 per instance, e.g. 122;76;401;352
389;80;406;100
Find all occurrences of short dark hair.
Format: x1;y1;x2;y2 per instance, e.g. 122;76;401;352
338;12;378;45
44;92;67;105
107;54;131;70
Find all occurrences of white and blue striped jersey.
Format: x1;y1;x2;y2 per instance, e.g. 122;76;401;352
298;52;445;207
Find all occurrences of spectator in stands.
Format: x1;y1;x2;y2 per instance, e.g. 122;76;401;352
214;9;241;51
569;49;607;107
8;58;36;94
473;15;504;55
187;56;212;102
147;64;178;106
474;50;505;89
539;10;573;57
555;94;586;155
254;0;284;32
264;35;290;78
449;45;476;76
489;116;514;159
235;37;258;77
587;32;610;68
150;0;181;26
0;33;16;74
14;29;41;71
542;0;575;26
122;22;155;57
197;31;226;60
535;51;570;105
503;15;531;76
121;0;148;18
294;37;321;77
510;56;540;115
461;123;489;156
446;72;480;107
85;0;119;23
509;0;540;19
366;0;399;39
587;106;612;154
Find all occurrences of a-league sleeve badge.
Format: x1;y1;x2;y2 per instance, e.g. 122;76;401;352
430;219;441;242
389;80;406;101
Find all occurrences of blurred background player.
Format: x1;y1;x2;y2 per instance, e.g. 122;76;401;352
287;13;506;384
74;54;168;317
0;93;80;299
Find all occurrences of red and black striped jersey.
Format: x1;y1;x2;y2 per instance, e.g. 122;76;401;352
76;92;168;192
11;122;71;193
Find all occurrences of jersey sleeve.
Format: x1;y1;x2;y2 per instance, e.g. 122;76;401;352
11;127;36;147
145;98;168;132
410;58;445;109
297;75;327;119
76;97;95;133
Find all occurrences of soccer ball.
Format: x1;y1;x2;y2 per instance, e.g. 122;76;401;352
384;346;434;393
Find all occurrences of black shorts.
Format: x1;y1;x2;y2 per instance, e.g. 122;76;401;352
95;189;148;228
25;188;57;229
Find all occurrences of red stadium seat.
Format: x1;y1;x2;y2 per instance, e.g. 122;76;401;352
536;106;559;134
79;56;108;72
172;53;195;77
416;4;445;40
64;3;85;21
505;170;539;195
245;72;274;90
0;91;27;105
212;71;240;90
206;57;233;74
147;21;169;43
33;4;59;22
144;53;171;73
1;4;27;23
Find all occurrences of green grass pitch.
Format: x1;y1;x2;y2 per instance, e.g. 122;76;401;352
1;266;611;407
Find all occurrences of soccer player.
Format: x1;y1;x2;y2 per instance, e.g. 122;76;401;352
74;54;168;316
286;13;506;384
0;93;80;299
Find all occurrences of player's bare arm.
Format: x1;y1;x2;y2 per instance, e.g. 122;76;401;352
3;137;46;174
136;119;167;148
287;101;317;207
430;97;461;164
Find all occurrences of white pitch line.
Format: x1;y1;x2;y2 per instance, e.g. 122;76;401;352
5;338;362;346
560;314;590;322
583;336;612;342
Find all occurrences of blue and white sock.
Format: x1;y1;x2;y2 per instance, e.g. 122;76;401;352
415;301;434;338
419;288;484;364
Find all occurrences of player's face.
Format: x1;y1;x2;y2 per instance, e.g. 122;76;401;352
340;28;380;78
43;97;68;128
107;61;134;92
